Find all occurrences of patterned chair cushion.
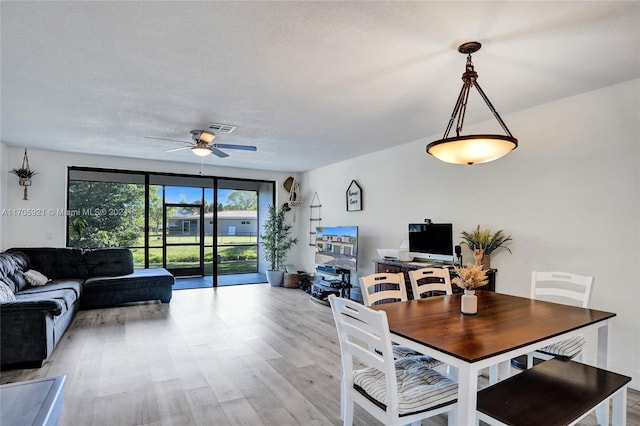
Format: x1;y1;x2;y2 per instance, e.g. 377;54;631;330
538;335;585;359
392;345;443;368
353;357;457;415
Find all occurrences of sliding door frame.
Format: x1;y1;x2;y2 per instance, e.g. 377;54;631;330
67;166;275;287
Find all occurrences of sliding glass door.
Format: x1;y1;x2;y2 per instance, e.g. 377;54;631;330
68;167;274;286
216;187;258;276
163;202;203;276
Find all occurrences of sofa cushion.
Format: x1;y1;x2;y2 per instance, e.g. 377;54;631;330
83;268;174;290
83;248;134;277
0;253;17;278
8;272;29;292
0;281;16;302
8;248;88;279
81;268;174;308
0;254;21;292
18;279;84;299
0;253;29;292
16;288;78;314
9;251;30;271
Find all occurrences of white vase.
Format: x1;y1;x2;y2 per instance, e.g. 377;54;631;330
461;289;477;315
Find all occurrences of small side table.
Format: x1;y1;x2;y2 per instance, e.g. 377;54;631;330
0;375;66;426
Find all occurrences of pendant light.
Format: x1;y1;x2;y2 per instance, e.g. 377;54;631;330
426;42;517;165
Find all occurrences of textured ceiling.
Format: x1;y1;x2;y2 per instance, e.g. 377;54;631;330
2;1;639;172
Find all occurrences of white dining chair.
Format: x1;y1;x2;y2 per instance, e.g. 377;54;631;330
359;272;408;306
526;271;594;368
328;294;458;426
407;267;453;299
359;272;442;366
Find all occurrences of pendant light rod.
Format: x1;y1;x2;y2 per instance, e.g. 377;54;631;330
472;80;514;137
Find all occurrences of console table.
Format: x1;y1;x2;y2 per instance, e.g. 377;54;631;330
375;259;496;299
0;375;66;426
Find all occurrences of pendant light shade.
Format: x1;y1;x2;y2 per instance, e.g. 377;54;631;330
427;42;517;165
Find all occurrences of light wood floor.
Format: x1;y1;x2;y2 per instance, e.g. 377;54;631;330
2;284;639;425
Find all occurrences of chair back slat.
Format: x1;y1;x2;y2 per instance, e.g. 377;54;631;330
408;267;453;299
359;272;408;306
531;271;593;308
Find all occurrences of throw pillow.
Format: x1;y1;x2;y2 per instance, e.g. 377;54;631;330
23;269;50;286
0;281;16;302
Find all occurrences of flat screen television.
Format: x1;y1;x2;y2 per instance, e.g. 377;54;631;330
408;223;454;263
315;226;358;271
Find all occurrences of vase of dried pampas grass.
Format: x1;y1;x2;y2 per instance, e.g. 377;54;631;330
453;263;488;315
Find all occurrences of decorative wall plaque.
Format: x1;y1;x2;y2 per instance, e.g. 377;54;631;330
346;180;362;212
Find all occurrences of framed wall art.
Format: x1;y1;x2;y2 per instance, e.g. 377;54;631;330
346;180;362;212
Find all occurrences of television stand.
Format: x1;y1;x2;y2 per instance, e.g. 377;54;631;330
311;268;352;301
375;259;496;299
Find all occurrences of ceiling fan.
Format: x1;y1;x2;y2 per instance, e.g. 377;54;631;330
144;127;257;158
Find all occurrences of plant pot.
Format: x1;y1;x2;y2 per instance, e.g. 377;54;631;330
461;289;477;315
266;270;284;287
18;177;32;187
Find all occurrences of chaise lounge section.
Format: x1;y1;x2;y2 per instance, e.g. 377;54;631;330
0;247;174;369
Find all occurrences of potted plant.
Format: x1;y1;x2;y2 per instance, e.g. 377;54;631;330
460;225;512;269
9;167;38;200
260;205;298;286
9;167;38;185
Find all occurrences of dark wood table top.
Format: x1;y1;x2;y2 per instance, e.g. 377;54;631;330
371;291;615;363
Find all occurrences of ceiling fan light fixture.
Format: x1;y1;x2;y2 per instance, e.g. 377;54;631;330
191;146;212;157
427;41;518;165
198;131;215;144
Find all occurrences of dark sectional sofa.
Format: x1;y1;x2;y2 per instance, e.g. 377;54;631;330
0;247;174;369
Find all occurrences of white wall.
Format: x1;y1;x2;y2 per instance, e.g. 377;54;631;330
2;149;295;250
298;79;640;386
0;142;7;249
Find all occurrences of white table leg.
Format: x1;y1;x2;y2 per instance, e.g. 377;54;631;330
455;363;479;425
489;360;512;384
489;365;498;385
612;386;627;426
596;323;610;425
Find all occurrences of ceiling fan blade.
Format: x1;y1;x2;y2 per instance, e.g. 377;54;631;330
144;136;192;145
214;143;257;152
211;147;230;158
165;146;191;153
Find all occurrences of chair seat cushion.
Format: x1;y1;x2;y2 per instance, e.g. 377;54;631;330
539;335;585;359
353;357;457;415
392;345;443;368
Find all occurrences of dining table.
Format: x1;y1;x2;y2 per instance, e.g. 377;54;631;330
371;290;616;425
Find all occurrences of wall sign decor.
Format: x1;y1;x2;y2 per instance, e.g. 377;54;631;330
346;180;362;211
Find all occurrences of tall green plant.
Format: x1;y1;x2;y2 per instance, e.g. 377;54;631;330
260;205;298;270
460;225;512;255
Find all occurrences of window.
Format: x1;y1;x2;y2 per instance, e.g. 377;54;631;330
67;167;275;283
